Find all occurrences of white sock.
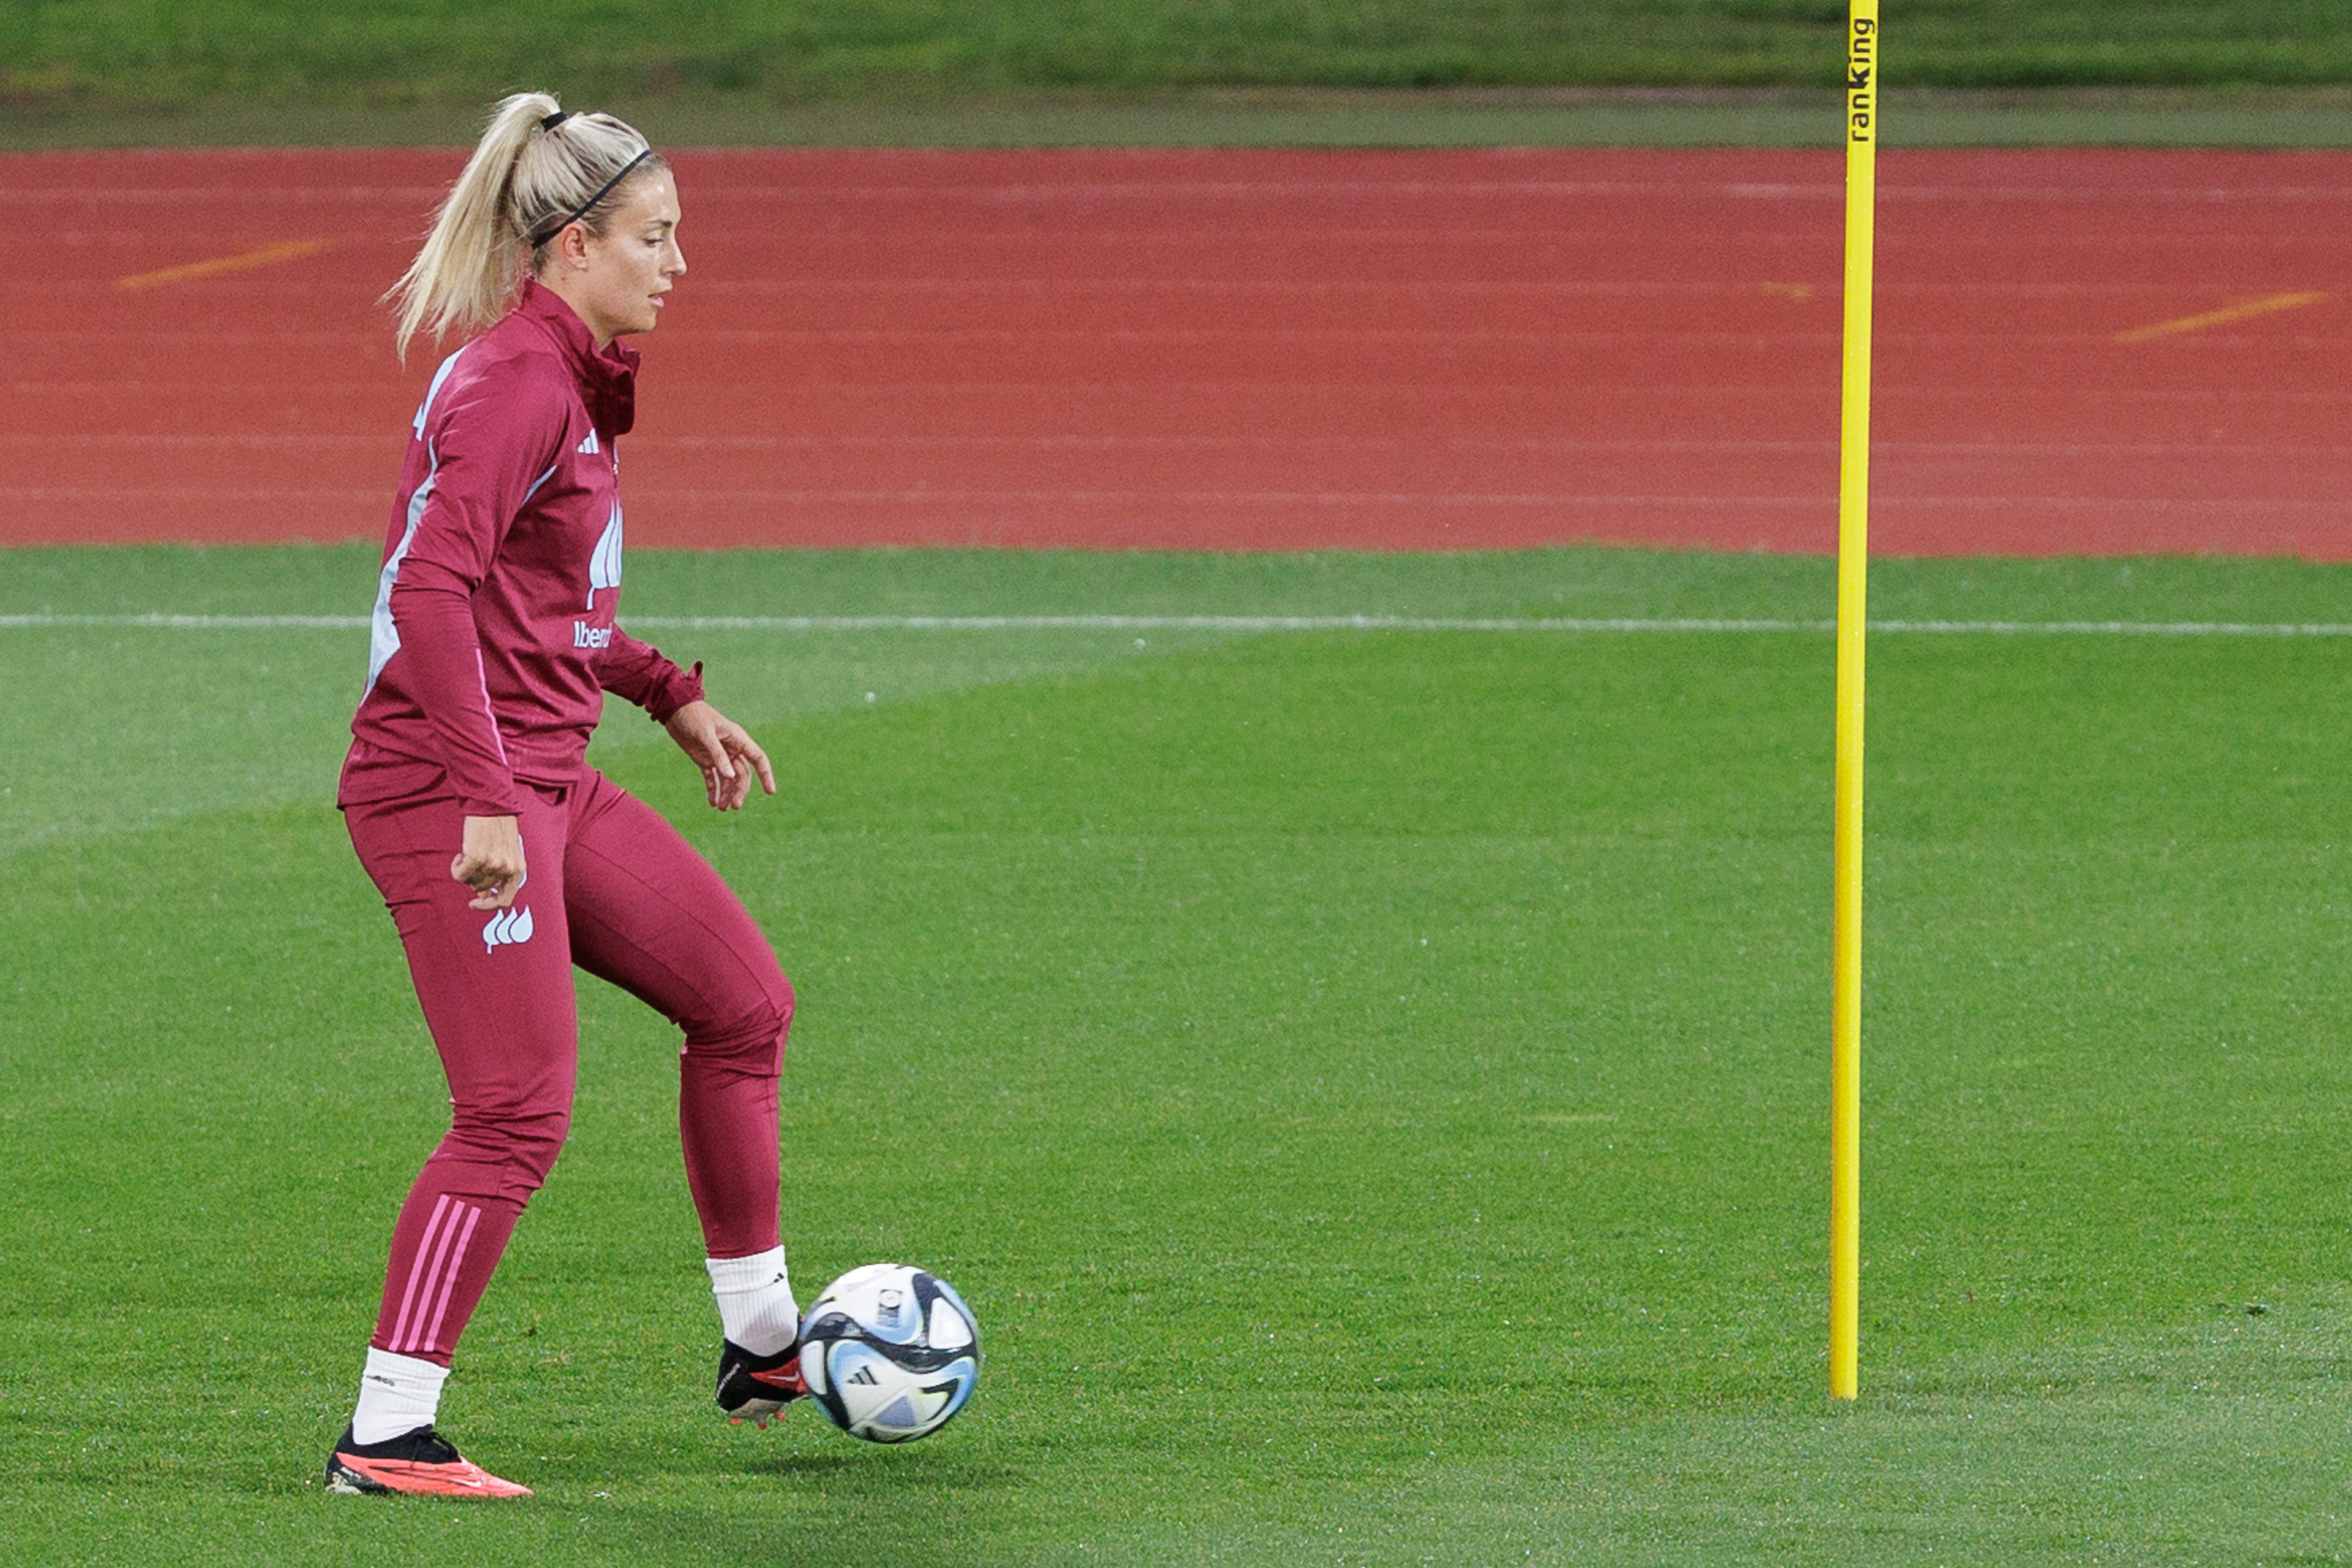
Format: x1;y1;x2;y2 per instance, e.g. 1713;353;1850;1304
708;1246;800;1356
350;1347;449;1445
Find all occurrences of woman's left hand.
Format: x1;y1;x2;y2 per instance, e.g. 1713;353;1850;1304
662;699;777;810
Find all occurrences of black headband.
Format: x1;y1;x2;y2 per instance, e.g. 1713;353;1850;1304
539;111;570;131
528;146;654;250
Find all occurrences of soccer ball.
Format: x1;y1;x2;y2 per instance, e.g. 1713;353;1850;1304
797;1263;981;1443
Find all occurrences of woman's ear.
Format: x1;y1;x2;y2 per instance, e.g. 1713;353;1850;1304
554;224;593;272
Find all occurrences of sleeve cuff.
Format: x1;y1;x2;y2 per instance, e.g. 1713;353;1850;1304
455;790;528;817
646;660;706;724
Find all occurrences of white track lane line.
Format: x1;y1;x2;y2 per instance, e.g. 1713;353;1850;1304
9;613;2352;636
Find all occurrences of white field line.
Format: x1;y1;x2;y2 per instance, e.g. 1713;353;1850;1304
10;612;2352;637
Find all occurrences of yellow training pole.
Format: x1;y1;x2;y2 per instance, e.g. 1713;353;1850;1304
1830;0;1879;1403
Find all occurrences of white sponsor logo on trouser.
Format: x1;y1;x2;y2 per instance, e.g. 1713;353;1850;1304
482;905;535;954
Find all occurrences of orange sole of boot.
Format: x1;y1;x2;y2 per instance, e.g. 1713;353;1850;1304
328;1452;533;1498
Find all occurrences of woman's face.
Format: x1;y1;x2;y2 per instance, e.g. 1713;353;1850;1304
544;171;686;347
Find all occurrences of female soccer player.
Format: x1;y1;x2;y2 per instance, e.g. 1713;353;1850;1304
325;94;806;1498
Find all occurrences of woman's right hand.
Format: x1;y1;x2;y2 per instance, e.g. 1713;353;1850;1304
453;814;527;910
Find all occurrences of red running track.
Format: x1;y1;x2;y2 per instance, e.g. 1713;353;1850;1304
8;147;2348;554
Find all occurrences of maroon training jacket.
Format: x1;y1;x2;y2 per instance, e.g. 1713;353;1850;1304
342;280;703;816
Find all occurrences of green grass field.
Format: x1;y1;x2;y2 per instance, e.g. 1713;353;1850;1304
6;544;2352;1564
13;84;2352;153
7;1;2350;114
11;1;2352;150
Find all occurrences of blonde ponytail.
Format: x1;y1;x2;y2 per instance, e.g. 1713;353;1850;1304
387;91;669;360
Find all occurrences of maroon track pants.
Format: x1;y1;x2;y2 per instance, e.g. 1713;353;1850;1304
344;768;793;1366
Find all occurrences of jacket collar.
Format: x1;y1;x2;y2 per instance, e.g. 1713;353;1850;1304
513;277;639;440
